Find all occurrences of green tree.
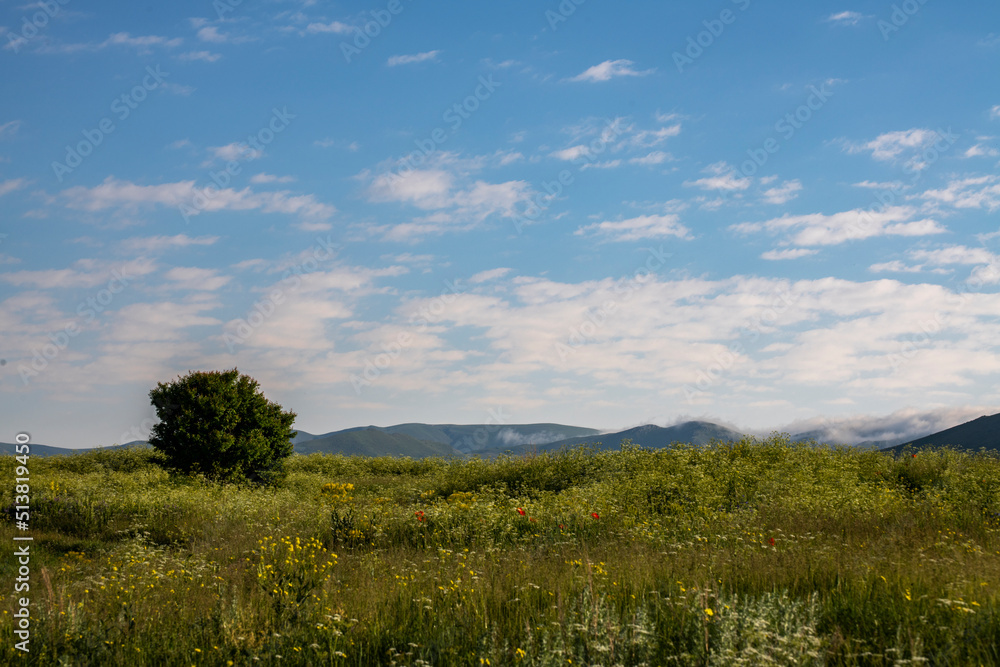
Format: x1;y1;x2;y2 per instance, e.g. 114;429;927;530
148;368;296;485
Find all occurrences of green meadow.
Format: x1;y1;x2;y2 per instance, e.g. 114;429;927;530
2;436;999;666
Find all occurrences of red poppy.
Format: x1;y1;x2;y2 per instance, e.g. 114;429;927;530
529;517;536;523
591;512;600;520
769;537;775;546
558;524;564;529
516;508;526;516
415;510;425;522
912;453;917;458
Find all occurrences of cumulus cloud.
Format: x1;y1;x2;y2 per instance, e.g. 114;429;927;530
919;175;1000;211
363;153;533;240
0;120;22;139
119;234;219;255
761;179;802;204
825;11;868;25
731;205;946;247
178;50;221;62
574;214;692;242
387;50;440;66
61;176;336;222
684;162;751;191
305;21;353;35
0;178;28;197
761;248;817;260
569;59;655;82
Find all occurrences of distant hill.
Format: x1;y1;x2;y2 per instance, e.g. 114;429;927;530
304;423;600;454
293;428;459;457
0;441;150;457
886;412;1000;454
482;420;745;457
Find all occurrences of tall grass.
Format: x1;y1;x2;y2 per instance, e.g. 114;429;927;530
2;436;998;665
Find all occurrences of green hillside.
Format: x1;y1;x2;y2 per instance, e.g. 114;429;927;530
887;412;1000;454
293;427;458;458
486;421;745;456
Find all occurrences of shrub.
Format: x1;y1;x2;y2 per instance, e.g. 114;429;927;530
148;368;296;485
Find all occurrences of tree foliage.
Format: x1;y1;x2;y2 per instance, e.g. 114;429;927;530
148;368;296;484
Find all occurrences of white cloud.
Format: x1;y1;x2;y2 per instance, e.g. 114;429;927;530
364;154;533;239
550;145;591;161
575;214;692;242
103;32;183;51
825;11;867;25
0;120;22;139
845;128;947;171
569;59;655;83
909;245;996;265
0;257;157;289
194;26;251;44
108;300;221;343
206;142;262;163
178;50;221;62
761;248;817;260
305;21;353;35
164;267;231;291
0;178;28;197
869;260;925;273
470;268;512;284
387;50;440;66
119;234;219;254
963;143;1000;158
250;173;296;184
629;151;670;166
853;180;905;190
684;162;751;191
919;175;1000;211
61;177;336;222
761;179;802;204
990;105;1000;120
731;205;947;246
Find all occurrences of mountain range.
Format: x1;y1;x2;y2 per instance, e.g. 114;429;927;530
3;412;998;459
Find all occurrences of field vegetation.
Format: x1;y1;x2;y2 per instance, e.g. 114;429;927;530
2;436;999;665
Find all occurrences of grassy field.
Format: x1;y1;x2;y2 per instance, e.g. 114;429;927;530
2;435;999;666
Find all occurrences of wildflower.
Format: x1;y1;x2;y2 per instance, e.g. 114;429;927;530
516;508;526;516
704;608;714;616
415;511;425;522
769;537;775;546
591;512;599;520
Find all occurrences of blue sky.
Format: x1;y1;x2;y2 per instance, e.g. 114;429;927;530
2;0;1000;448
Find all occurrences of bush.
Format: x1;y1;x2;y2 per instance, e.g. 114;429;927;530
148;368;296;485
